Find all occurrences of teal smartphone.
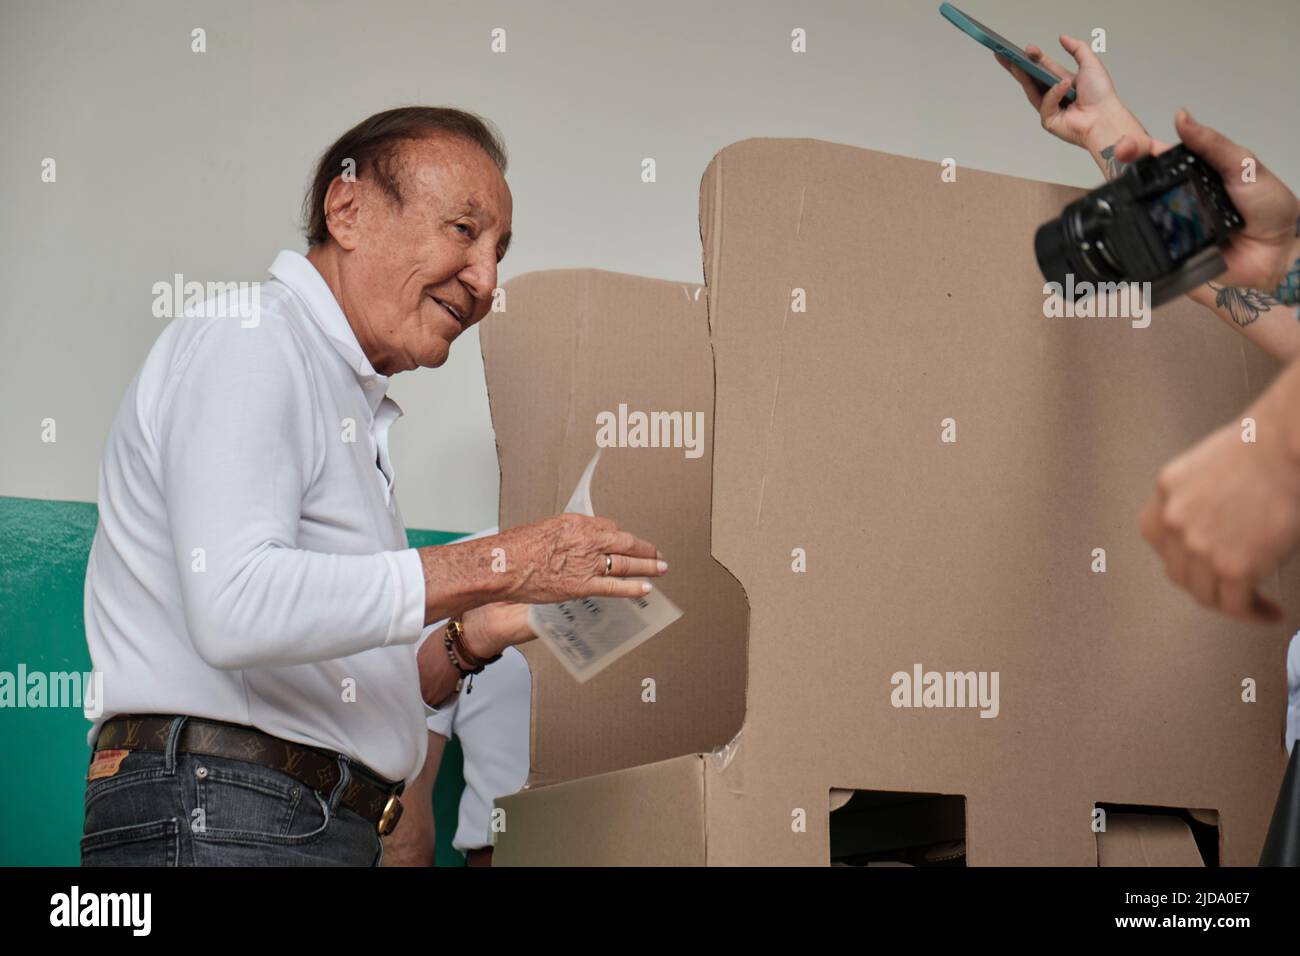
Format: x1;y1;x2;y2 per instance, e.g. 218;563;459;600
939;2;1077;104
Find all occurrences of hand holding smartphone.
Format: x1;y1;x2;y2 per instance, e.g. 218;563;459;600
939;2;1077;104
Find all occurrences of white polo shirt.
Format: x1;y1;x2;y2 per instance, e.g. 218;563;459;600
83;249;436;783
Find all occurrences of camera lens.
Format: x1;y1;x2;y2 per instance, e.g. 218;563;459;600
1070;198;1122;278
1035;196;1123;298
1034;220;1072;292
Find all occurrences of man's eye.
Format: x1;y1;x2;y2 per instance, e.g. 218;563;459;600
454;223;473;236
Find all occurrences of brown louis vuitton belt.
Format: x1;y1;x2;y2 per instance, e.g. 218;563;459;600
94;714;405;836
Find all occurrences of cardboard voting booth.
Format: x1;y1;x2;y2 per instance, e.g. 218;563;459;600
484;140;1299;866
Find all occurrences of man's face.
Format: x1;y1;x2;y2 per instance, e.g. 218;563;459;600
335;135;513;375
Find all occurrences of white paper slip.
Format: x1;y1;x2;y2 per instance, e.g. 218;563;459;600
527;449;683;682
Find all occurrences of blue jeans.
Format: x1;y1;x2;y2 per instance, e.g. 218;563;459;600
81;716;384;866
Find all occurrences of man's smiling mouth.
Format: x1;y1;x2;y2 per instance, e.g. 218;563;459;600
430;295;468;327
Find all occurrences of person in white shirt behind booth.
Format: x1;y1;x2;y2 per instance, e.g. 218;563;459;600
80;106;668;867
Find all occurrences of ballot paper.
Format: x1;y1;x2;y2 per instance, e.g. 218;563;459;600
526;450;683;682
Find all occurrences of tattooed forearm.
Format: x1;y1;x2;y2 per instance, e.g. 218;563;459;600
1100;143;1131;181
1276;257;1299;308
1207;284;1282;327
1275;218;1300;310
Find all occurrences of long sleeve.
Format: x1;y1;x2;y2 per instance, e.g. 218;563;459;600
158;318;426;670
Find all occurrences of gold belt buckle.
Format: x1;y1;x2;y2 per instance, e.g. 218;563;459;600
377;793;403;836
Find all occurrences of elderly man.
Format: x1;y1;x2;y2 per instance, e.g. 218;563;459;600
80;106;667;866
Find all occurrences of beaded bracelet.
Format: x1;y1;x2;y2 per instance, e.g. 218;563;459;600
444;617;502;695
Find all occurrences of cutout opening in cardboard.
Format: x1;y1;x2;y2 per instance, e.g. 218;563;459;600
829;788;967;867
1094;802;1220;867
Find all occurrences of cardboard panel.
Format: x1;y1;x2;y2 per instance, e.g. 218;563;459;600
1098;815;1206;867
699;138;1297;865
494;754;708;866
480;270;749;787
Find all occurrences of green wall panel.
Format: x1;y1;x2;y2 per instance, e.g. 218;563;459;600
0;495;468;867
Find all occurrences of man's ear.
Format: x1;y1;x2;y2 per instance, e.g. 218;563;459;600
322;175;361;250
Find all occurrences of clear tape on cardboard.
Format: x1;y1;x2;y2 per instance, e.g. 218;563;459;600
526;449;683;683
708;726;743;772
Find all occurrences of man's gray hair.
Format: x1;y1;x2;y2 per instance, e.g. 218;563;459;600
302;106;507;247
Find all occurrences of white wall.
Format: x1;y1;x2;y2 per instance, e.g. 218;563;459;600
3;0;1296;530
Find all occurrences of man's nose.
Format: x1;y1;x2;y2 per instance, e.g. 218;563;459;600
459;248;498;317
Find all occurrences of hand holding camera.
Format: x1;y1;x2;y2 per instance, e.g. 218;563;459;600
1108;109;1300;296
998;32;1299;302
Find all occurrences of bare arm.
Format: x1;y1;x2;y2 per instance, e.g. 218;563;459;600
417;596;533;710
417;621;463;710
1000;37;1300;360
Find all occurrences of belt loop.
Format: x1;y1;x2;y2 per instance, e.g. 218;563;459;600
163;715;188;773
329;755;352;813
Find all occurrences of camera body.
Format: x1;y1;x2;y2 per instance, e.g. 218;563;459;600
1035;144;1243;308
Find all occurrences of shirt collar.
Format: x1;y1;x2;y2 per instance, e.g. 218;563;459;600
268;249;392;403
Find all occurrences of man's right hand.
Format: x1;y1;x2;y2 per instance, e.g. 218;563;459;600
418;514;667;627
492;514;666;603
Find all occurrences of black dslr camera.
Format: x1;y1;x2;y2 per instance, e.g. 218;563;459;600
1035;144;1243;307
